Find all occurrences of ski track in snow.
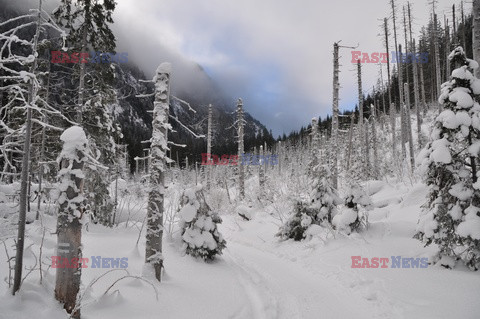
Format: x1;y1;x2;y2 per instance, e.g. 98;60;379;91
223;233;382;319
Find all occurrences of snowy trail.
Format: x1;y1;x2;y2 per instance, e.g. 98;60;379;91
223;238;375;319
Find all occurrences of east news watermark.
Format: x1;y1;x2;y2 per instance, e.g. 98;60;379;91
51;256;128;268
201;153;278;166
351;51;429;64
351;256;429;268
51;51;128;64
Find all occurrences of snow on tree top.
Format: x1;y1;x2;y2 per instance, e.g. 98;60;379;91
157;62;172;74
59;126;87;157
451;67;472;80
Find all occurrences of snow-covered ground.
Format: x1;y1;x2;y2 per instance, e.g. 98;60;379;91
1;180;480;319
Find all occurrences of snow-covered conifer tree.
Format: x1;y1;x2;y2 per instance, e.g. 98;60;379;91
416;47;480;270
278;165;341;241
179;186;226;261
333;183;372;234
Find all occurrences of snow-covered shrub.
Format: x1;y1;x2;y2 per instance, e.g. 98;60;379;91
179;186;226;261
276;201;317;241
308;168;342;224
278;168;341;241
333;183;372;234
416;47;480;270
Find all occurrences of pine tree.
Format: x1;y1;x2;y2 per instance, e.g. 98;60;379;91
179;186;226;261
416;47;480;270
54;0;118;227
333;183;372;234
278;165;341;241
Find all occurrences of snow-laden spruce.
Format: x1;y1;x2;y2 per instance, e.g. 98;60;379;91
416;46;480;270
333;183;372;234
277;167;341;241
179;186;226;261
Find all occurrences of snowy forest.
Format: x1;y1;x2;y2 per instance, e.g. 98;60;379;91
0;0;480;318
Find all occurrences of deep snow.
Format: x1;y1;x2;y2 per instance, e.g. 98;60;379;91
1;180;480;319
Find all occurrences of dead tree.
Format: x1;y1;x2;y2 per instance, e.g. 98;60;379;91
332;43;340;189
371;105;379;179
390;0;406;159
55;126;87;318
237;99;245;199
433;12;442;108
146;63;172;281
474;0;480;78
13;0;42;295
365;118;371;175
408;3;423;148
404;83;415;169
384;18;397;160
346;114;355;171
259;145;265;196
206;104;212;189
356;60;368;177
419;64;427;115
397;45;407;159
461;1;467;51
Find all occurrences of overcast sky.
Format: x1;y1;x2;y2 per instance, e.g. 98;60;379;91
113;0;469;137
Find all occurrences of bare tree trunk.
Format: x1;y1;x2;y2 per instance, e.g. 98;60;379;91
371;106;379;179
434;13;442;109
453;4;457;44
76;28;87;123
206;104;212;189
331;43;340;189
384;18;397;161
412;41;423;149
390;103;396;161
277;141;282;173
55;132;86;319
35;118;46;221
259;145;265;196
36;60;52;220
391;0;406;161
462;1;467;51
357;60;365;175
444;16;451;82
13;0;42;295
398;45;407;160
365;118;371;176
346;114;354;171
419;64;427;115
237;99;245;199
145;63;171;282
474;0;480;78
407;4;422;149
404;83;415;169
